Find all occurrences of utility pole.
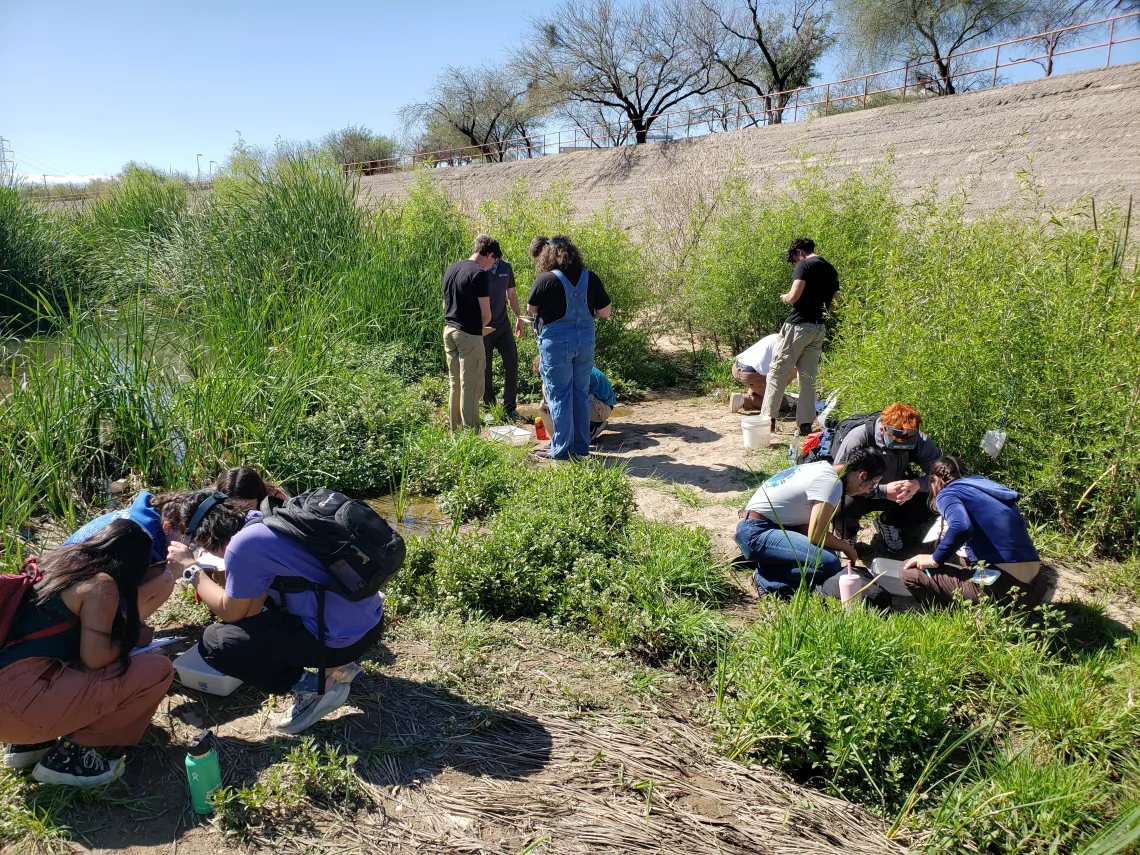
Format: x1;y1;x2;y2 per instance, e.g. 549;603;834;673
0;137;11;180
196;153;202;182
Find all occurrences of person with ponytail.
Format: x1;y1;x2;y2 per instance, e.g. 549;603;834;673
901;457;1046;607
213;466;288;512
0;520;175;786
526;235;612;460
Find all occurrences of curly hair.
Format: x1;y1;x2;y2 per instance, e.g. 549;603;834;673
535;235;583;274
786;237;815;263
880;402;922;433
152;491;247;553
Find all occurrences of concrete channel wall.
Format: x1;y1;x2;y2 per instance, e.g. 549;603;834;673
357;63;1140;220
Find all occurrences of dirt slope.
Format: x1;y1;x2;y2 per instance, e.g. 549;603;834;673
359;63;1140;219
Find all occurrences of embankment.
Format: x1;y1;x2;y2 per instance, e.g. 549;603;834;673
359;63;1140;218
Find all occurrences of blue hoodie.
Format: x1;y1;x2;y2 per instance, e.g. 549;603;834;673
64;490;168;564
931;476;1039;567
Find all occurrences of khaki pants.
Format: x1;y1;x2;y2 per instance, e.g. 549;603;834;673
0;654;174;747
732;363;793;412
760;322;827;427
444;326;486;431
539;396;612;439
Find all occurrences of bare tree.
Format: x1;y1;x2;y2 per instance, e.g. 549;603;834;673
687;0;834;124
843;0;1029;95
1023;0;1111;76
321;126;400;175
401;65;547;163
515;0;722;144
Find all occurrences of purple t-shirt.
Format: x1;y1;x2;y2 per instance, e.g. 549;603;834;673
224;515;384;648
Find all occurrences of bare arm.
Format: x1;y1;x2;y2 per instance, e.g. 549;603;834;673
527;303;539;317
71;576;126;670
596;305;612;319
507;288;521;319
479;296;491;329
781;279;806;305
808;501;858;564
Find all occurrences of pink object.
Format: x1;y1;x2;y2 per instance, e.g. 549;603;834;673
839;570;862;609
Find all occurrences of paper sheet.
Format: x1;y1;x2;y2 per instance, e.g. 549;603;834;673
131;636;185;657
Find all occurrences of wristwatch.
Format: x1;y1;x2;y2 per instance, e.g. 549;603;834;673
182;565;202;586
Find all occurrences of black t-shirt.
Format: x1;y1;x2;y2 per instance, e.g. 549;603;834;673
443;260;490;336
786;255;839;325
526;266;611;329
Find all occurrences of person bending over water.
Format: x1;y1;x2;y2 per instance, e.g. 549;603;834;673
0;520;176;786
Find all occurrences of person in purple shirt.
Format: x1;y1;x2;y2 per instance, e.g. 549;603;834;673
162;493;384;734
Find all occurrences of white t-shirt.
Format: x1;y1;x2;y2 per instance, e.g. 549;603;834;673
735;334;781;375
744;461;843;526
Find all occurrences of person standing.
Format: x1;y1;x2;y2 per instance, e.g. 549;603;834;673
527;236;612;460
759;238;839;437
482;241;526;422
442;235;494;431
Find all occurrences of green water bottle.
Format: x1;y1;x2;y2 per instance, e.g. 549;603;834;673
185;730;223;815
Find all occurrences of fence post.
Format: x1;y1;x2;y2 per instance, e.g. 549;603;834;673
824;83;830;116
863;76;869;109
793;88;800;122
902;62;909;98
992;44;1000;87
1107;17;1116;67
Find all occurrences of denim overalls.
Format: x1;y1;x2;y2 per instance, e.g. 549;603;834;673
537;269;595;459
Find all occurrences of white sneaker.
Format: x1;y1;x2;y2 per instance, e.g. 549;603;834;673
275;663;362;734
729;393;745;414
874;518;905;553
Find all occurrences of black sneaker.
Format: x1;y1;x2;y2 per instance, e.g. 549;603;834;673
32;738;124;787
505;410;524;423
2;741;56;770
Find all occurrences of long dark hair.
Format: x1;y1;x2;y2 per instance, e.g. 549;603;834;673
36;518;152;672
152;490;247;553
535;235;584;275
214;466;270;502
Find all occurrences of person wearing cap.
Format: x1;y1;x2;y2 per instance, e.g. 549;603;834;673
831;402;942;553
482;241;527;423
729;332;797;414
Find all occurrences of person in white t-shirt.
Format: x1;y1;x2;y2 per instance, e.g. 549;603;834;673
735;447;886;596
729;333;798;414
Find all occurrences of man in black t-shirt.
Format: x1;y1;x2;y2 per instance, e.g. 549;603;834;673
759;237;839;437
482;241;526;422
442;235;493;431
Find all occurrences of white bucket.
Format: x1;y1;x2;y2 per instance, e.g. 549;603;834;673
174;642;244;697
741;415;771;449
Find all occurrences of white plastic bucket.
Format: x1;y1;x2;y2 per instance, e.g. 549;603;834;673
741;415;771;449
174;642;244;697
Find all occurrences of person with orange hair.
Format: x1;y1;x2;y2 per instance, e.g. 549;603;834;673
831;402;942;553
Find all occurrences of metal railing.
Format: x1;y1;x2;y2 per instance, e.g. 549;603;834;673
345;11;1140;174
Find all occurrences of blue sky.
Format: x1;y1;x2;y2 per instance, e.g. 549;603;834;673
1;0;560;182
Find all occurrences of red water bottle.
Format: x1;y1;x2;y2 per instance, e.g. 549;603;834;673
535;418;548;440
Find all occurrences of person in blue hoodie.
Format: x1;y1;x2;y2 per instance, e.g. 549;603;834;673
901;457;1045;607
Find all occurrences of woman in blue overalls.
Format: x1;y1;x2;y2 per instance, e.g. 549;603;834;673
526;236;612;460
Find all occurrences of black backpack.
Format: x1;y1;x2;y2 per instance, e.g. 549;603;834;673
796;411;881;464
257;489;406;694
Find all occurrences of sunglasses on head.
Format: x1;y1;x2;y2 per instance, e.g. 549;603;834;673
883;425;918;449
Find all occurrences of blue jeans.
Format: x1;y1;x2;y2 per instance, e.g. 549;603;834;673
538;326;594;459
734;517;842;596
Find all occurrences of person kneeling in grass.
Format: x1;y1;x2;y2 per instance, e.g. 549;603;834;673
162;493;384;734
1;520;175;786
901;457;1047;608
735;447;886;597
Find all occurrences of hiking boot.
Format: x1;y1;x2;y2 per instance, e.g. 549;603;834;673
799;422;814;437
32;739;124;788
275;663;362;735
875;518;905;553
3;741;56;770
505;410;524;424
729;393;745;414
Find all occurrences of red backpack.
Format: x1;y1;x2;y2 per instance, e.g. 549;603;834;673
0;558;79;649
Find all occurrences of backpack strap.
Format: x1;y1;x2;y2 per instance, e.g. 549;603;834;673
3;618;80;650
268;577;329;696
